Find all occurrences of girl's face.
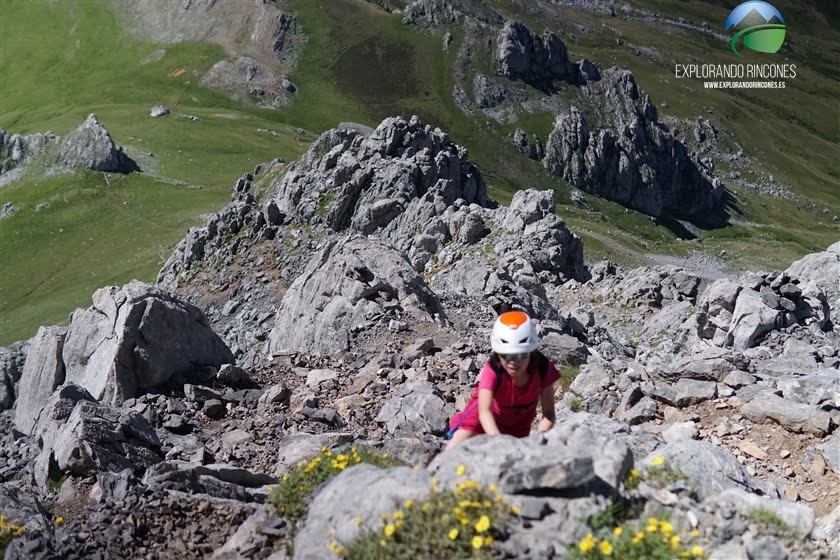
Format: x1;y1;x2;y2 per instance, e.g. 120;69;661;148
498;353;531;379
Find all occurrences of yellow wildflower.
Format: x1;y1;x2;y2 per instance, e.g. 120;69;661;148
379;539;387;548
456;464;467;476
354;517;361;527
512;505;521;515
384;524;395;536
613;527;623;536
489;484;497;493
599;540;613;555
652;456;665;466
659;520;673;534
632;531;645;544
393;510;404;521
54;516;63;525
689;529;700;538
472;535;483;550
671;535;681;546
474;515;491;533
448;528;459;540
484;536;494;546
421;502;431;512
691;546;704;557
578;535;596;553
404;500;414;508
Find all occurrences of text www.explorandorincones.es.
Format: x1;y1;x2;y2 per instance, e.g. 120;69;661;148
704;81;786;89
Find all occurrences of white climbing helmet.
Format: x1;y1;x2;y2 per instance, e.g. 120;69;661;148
490;310;539;354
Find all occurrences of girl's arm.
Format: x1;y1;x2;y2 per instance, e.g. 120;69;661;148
477;388;501;435
537;384;556;432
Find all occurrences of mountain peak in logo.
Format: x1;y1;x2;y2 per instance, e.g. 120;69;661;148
726;1;786;56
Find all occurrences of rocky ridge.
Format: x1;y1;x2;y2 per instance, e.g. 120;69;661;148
0;114;138;180
0;117;838;560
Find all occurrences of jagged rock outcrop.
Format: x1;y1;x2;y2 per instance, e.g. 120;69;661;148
266;235;445;356
266;116;490;263
61;280;233;406
543;69;722;220
496;20;582;86
0;114;138;176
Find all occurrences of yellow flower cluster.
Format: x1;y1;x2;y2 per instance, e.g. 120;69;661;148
572;516;706;559
343;471;510;558
0;516;27;551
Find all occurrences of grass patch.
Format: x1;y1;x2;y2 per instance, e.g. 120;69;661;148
557;363;581;391
748;507;796;537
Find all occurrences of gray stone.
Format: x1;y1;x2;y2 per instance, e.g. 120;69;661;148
673;378;717;407
13;326;66;435
293;465;432;560
217;364;248;385
501;453;595;493
267;236;444;356
740;391;832;436
727;288;782;350
644;440;766;497
661;421;699;443
63;281;233;405
375;381;451;437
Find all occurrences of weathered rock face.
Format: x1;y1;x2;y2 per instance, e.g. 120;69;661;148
266;116;489;255
0;341;27;411
496;20;581;87
697;270;830;350
542;69;723;221
267;235;444;356
0;114;137;176
62;280;233;405
12;326;66;435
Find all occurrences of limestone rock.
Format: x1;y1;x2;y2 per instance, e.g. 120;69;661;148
62;281;233;405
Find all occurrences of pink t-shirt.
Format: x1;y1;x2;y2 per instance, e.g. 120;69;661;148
449;358;560;438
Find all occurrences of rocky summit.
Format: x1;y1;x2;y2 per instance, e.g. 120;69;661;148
1;116;838;560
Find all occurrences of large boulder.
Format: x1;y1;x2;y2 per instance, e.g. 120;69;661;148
12;326;66;435
62;281;233;405
266;235;444;356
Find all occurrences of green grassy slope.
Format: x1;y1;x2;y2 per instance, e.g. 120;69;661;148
1;0;838;345
0;1;307;344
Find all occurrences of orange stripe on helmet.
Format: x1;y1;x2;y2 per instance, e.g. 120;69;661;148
499;311;529;329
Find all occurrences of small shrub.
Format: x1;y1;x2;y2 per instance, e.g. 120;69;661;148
748;507;795;537
557;363;581;391
567;516;707;560
643;456;691;489
340;467;514;560
0;516;26;555
267;447;403;522
570;397;583;412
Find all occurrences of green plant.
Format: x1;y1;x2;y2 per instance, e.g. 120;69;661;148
267;447;403;522
48;474;69;494
588;497;634;531
642;456;692;489
748;507;795;537
0;516;26;555
570;398;583;412
557;363;581;391
340;467;514;560
567;516;707;560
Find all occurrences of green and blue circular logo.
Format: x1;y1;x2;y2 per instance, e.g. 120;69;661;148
725;1;786;56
